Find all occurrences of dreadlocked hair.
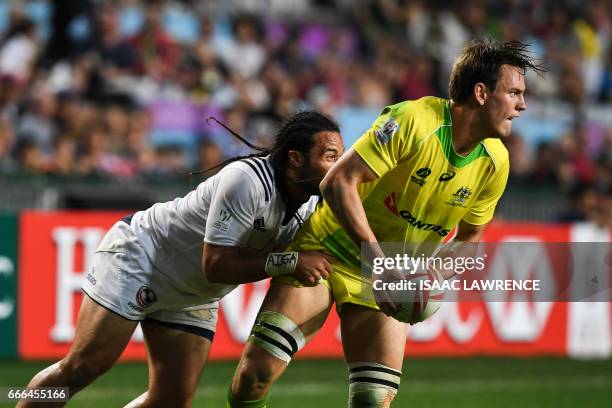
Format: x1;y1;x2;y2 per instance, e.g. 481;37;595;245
268;111;339;204
189;152;269;178
449;38;547;104
189;117;269;177
192;112;339;205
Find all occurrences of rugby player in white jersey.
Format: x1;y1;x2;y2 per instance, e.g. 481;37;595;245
18;111;344;408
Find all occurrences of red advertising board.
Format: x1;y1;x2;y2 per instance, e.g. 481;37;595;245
19;211;137;359
18;212;611;360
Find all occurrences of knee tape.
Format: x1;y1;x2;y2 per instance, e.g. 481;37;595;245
248;311;306;363
348;362;401;407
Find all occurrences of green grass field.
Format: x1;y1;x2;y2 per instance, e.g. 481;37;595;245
1;358;611;407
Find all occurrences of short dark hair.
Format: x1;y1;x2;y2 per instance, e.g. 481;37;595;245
448;39;545;104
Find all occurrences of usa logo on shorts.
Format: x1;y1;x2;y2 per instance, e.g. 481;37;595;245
136;286;157;308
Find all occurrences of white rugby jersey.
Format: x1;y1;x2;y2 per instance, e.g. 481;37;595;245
129;155;318;303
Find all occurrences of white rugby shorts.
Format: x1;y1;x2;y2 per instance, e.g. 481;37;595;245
81;220;218;340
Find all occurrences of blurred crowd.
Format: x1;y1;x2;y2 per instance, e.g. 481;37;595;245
0;0;610;209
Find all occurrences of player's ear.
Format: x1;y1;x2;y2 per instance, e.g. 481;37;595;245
474;83;487;106
287;150;304;168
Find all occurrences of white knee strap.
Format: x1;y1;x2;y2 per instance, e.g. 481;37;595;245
248;311;306;363
348;362;401;407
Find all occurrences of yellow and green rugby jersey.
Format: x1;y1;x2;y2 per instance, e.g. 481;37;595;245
288;96;509;270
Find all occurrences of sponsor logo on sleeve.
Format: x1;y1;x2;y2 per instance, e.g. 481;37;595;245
213;208;232;232
219;209;231;222
375;118;399;144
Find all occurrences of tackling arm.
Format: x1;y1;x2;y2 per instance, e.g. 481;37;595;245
203;244;268;284
202;166;331;286
202;244;330;285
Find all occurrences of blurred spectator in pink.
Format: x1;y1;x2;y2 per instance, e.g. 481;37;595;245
316;53;350;105
399;54;437;100
128;0;178;81
571;125;597;184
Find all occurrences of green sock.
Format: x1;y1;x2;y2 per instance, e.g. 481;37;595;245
226;387;270;408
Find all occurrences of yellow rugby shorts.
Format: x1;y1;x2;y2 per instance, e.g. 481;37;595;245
274;236;378;311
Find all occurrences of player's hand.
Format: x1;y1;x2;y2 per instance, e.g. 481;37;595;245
372;268;405;316
293;251;332;286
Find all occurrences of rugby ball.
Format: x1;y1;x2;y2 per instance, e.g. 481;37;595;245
393;271;444;324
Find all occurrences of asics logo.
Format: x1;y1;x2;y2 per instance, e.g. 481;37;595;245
439;171;456;181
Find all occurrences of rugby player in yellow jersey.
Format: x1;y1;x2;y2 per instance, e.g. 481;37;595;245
227;39;545;408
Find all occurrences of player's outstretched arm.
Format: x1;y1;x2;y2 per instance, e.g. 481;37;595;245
320;148;381;251
320;148;406;315
322;149;407;315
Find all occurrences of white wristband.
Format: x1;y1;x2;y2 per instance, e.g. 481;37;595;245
265;252;299;277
